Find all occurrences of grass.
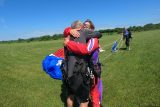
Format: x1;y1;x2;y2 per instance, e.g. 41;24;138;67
0;30;160;107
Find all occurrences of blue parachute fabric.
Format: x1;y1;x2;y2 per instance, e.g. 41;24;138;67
42;54;64;80
112;41;118;52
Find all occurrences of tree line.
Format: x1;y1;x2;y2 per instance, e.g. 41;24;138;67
0;23;160;43
0;34;63;43
99;23;160;34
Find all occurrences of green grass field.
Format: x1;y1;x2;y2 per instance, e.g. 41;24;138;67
0;30;160;107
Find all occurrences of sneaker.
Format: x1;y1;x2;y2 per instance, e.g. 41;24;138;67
99;48;105;52
128;47;131;50
112;50;117;52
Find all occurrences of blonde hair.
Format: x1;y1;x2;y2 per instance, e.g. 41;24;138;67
71;20;83;29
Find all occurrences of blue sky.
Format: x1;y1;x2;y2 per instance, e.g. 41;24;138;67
0;0;160;41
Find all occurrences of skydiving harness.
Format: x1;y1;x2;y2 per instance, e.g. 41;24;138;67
61;48;95;92
87;67;94;79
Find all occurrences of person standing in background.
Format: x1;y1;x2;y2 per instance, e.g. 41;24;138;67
123;28;132;50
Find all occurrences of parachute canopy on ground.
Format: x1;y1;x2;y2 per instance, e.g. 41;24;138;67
42;48;64;80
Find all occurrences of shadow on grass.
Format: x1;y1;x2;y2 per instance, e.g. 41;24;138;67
119;47;127;50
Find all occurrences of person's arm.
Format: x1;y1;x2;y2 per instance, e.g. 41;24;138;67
63;27;71;37
63;27;80;38
64;38;99;55
84;30;102;40
64;27;102;40
66;41;88;55
129;31;132;39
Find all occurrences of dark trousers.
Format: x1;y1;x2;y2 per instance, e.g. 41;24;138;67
125;38;130;47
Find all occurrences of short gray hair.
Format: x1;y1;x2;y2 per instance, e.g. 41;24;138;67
71;20;82;29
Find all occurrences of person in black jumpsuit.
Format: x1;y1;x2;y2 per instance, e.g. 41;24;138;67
62;20;102;107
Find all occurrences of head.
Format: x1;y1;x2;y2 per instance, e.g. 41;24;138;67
83;19;95;30
71;20;83;29
124;27;128;31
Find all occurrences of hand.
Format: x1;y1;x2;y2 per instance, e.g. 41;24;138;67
70;29;80;38
64;36;70;46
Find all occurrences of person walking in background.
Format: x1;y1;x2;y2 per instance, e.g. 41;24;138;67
123;28;132;50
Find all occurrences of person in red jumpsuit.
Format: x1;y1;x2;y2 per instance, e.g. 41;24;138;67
64;19;102;107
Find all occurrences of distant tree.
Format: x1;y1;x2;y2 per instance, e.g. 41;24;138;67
39;35;51;41
27;38;35;42
1;23;160;43
18;38;25;42
52;34;63;40
114;28;123;34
